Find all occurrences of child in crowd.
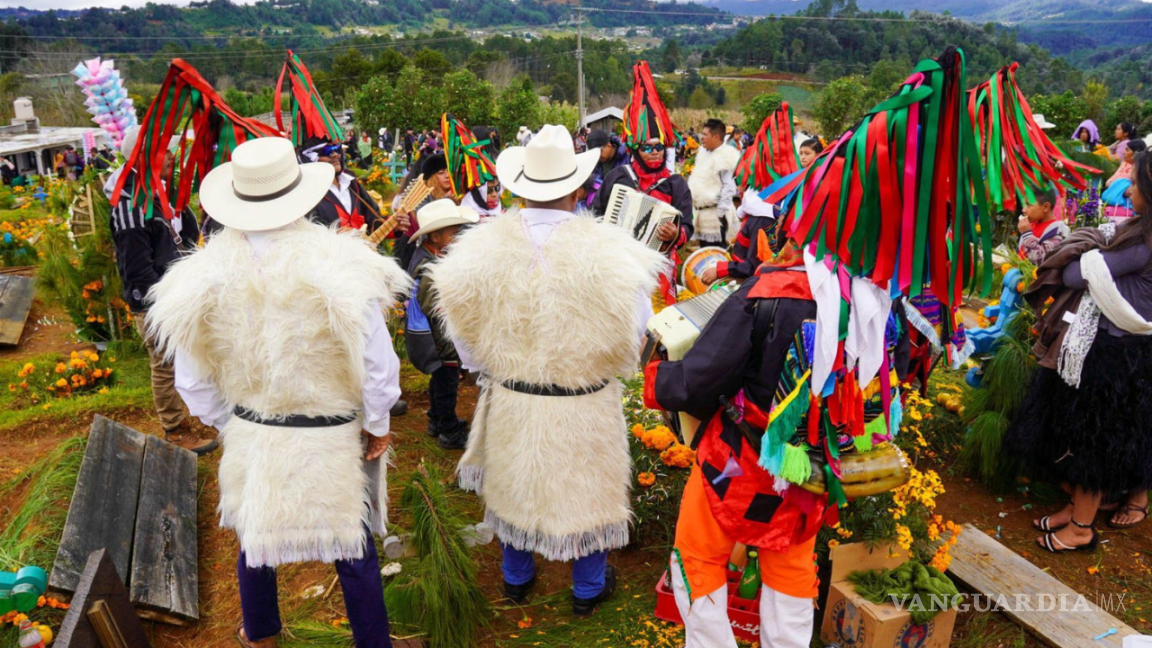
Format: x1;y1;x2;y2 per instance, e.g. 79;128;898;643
798;138;824;168
700;187;780;285
1017;185;1070;265
405;199;479;450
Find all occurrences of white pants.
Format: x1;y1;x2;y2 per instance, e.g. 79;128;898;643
671;555;814;648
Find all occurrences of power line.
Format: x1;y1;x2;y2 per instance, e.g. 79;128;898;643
582;5;1152;25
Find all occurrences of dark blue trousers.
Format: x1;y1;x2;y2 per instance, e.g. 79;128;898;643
238;528;391;648
501;543;608;599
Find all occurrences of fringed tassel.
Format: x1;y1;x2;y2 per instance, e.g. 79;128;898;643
760;378;811;475
457;463;484;494
950;335;976;370
904;302;942;349
484;510;630;562
889;389;903;438
777;443;813;486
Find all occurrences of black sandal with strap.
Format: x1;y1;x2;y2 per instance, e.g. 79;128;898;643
1033;514;1068;532
1107;504;1149;530
1038;518;1099;554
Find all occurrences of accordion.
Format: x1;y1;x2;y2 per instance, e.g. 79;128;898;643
641;285;734;445
602;184;681;251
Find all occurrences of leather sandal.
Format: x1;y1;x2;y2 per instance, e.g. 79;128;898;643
1107;504;1149;530
1032;514;1067;532
1037;519;1099;553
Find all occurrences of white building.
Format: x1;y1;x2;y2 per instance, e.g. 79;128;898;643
0;99;106;178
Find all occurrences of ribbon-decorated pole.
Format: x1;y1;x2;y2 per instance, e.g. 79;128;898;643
112;59;278;221
275;50;345;147
968;62;1100;213
734;101;801;191
441;113;495;197
622;61;682;147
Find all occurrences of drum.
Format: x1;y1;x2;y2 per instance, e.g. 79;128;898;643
680;246;731;296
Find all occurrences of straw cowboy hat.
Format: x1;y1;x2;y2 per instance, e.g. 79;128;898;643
411;198;479;239
199;137;334;232
495;124;599;202
1033;114;1057;130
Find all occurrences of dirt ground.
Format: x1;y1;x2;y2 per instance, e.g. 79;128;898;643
2;308;1150;647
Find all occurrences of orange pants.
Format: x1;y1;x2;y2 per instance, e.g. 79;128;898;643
673;464;818;601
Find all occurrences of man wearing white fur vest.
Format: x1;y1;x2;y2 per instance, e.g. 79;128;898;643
688;118;741;245
146;138;409;648
431;125;668;616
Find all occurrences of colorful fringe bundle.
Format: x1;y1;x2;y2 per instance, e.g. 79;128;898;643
734;102;801;191
441;113;495;196
275;50;345;147
765;47;993;309
112;59;277;221
969;63;1098;213
623;61;682;148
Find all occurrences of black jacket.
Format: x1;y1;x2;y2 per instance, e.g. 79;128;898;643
109;172;200;313
307;176;383;232
717;212;780;280
593;164;695;245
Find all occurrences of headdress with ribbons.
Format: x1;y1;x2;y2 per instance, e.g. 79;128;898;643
968;63;1099;213
623;61;682;148
757;49;994;503
112;58;278;222
275;50;345;147
441;113;495;196
734;101;801;191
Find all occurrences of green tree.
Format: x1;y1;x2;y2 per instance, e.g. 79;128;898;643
1029;91;1088;139
687;86;712;109
444;68;495;127
741;92;783;133
540;100;579;131
412;48;452;84
867;59;905;98
1081;80;1109;125
327;48;374;103
496;75;541;140
813;75;870;139
661;38;681;74
373;49;409;80
549;71;577;104
1105;96;1144;138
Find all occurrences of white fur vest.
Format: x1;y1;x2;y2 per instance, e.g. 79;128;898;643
688;144;740;208
430;210;668;561
146;220;410;566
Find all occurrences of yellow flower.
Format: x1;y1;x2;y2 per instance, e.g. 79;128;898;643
642;425;677;451
91;369;103;379
70;358;87;369
827;539;840;550
55;378;67;388
1087;566;1100;576
637;472;656;487
631;424;646;439
98;387;109;395
55;363;67;374
660;443;695;469
895;524;914;551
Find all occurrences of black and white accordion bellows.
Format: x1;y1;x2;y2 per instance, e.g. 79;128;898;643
602;184;681;250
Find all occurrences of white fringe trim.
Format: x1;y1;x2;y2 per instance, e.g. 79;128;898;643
231;528;369;568
457;464;484;494
904;302;942;349
950;335;976;370
484;510;630;562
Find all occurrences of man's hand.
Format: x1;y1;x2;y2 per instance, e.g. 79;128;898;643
395;210;412;231
1017;216;1030;234
656;222;678;242
700;266;719;285
364;431;391;461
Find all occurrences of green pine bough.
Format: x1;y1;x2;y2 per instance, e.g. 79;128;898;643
385;463;488;648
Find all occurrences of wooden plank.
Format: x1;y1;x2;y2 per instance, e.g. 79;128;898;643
0;275;34;345
50;416;146;595
129;435;199;625
56;549;152;648
948;523;1137;648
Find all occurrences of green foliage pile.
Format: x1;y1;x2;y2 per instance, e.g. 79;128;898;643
384;463;488;648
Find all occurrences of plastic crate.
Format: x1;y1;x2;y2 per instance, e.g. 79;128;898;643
653;569;762;642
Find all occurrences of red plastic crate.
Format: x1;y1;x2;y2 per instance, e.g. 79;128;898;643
653;569;762;642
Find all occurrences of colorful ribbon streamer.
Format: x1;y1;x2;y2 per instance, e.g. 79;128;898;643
441;113;496;197
734;102;801;191
623;61;682;148
275;50;345;147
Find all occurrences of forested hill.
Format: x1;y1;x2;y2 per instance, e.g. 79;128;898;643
3;0;722;51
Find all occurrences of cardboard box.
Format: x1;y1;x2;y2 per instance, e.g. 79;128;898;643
820;543;957;648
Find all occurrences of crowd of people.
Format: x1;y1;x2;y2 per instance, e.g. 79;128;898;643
83;49;1152;647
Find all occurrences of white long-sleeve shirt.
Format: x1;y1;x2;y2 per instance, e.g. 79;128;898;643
173;229;401;437
453;207;654;373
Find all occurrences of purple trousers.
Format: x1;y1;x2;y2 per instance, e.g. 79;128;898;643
237;528;391;648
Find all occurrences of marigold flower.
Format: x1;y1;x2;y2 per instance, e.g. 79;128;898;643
637;472;656;487
55;363;66;373
55;378;67;388
631;424;646;439
517;616;533;629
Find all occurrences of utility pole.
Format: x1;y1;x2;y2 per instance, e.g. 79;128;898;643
577;5;586;129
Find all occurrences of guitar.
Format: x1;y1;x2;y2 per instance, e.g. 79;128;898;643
362;179;433;245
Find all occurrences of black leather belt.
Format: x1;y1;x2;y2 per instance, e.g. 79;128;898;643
234;407;357;428
500;379;610;397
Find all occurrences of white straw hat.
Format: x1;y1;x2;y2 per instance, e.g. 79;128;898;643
198;137;334;232
1033;114;1057;130
411;198;480;239
496;124;599;202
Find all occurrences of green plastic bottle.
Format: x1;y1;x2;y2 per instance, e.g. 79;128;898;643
736;549;761;600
